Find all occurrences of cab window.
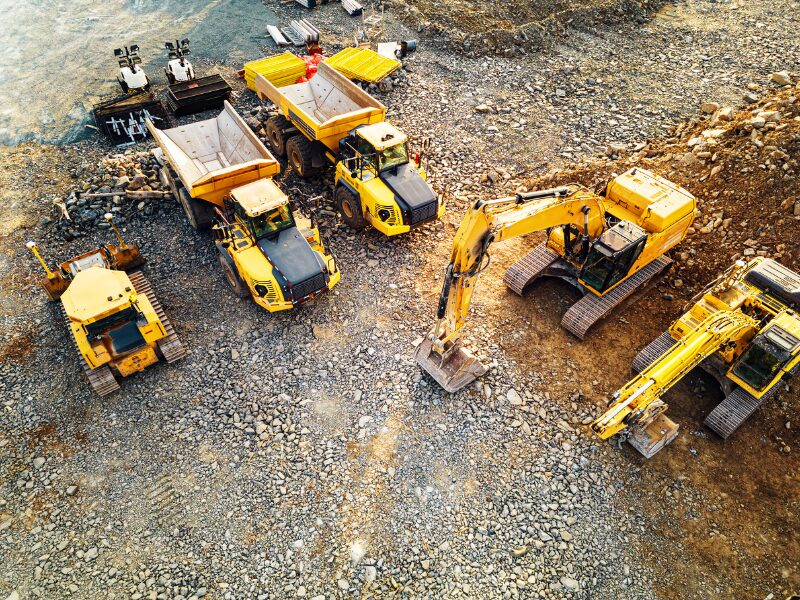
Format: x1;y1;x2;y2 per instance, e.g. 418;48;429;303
380;143;409;171
732;336;791;391
580;238;645;293
580;246;615;292
248;205;294;239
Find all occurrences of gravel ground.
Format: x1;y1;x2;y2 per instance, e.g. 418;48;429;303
1;0;798;598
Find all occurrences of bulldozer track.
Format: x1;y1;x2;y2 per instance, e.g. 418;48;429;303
60;304;120;396
128;271;187;363
632;331;677;374
561;255;673;340
146;474;183;526
705;362;799;439
503;243;560;296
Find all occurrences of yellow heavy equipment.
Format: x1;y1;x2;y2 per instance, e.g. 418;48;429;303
26;215;186;396
147;102;340;311
592;257;800;457
256;62;444;236
415;168;697;392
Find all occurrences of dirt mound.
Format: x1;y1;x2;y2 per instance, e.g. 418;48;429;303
523;79;800;291
387;0;665;56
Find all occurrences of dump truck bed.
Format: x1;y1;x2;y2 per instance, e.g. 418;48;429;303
146;101;280;205
255;62;385;153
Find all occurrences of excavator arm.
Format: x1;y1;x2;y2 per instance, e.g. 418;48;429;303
415;185;607;392
591;310;759;442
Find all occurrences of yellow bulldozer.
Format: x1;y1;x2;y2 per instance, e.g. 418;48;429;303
415;168;697;392
592;257;800;457
27;215;186;396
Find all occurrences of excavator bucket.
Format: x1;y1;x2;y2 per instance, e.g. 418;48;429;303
627;414;679;459
414;337;488;393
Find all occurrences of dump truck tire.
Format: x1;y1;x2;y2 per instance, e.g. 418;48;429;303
218;252;250;299
335;185;367;230
178;187;214;230
266;115;291;157
287;135;322;179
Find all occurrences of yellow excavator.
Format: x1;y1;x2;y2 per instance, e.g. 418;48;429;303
415;168;697;392
592;257;800;457
27;215;186;396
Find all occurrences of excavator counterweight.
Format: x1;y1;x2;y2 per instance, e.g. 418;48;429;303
416;168;697;392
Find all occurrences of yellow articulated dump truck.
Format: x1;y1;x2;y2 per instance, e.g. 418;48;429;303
593;257;800;458
147;101;340;312
26;216;186;396
255;62;444;236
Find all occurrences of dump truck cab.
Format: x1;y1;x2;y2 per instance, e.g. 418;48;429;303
213;178;340;312
335;122;440;235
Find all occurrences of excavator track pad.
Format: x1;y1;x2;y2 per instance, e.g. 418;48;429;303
503;243;561;296
61;304;121;396
705;360;799;438
414;336;487;394
632;331;677;373
561;255;673;340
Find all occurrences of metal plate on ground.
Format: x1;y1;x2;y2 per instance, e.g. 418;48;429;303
94;92;173;146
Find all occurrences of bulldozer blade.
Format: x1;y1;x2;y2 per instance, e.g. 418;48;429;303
414;337;488;393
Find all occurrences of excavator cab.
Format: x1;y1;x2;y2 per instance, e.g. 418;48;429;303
729;322;800;392
579;222;647;294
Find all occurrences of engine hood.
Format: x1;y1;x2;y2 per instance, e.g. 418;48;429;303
379;163;436;210
257;227;325;285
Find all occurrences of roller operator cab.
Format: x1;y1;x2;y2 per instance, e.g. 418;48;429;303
213;178;340;312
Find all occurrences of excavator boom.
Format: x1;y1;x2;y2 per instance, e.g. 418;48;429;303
592;310;759;454
415;185;606;392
